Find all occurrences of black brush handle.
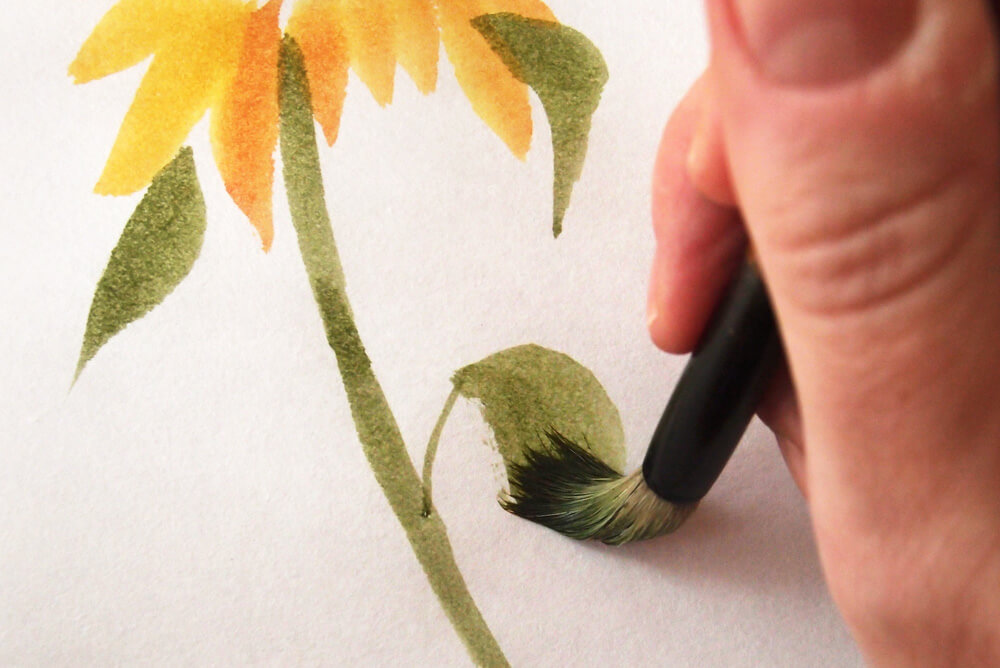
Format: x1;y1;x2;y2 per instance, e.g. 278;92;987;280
642;258;782;504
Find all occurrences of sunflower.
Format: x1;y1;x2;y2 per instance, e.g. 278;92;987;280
70;0;557;250
71;6;608;663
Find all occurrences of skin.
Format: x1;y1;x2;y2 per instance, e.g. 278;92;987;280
648;1;1000;665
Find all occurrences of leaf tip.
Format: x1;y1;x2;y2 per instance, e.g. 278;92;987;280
72;361;85;386
73;341;97;386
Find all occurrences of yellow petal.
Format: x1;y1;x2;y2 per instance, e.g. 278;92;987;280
287;0;350;145
436;0;555;158
211;0;282;250
390;0;439;94
340;0;397;106
95;2;251;196
69;0;179;83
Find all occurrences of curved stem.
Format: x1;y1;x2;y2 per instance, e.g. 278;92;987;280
422;386;461;516
278;37;509;668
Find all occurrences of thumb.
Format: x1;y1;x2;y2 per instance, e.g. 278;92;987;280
708;0;1000;576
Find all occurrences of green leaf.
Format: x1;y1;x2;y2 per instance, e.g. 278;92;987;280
453;344;626;474
76;147;206;380
472;13;609;237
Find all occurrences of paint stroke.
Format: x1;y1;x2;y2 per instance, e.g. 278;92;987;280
76;147;206;380
279;37;509;668
453;344;627;476
421;344;626;515
437;0;556;158
422;385;461;516
211;0;283;250
473;14;609;236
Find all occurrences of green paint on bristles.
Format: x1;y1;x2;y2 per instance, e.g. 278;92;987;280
447;344;695;545
501;431;698;545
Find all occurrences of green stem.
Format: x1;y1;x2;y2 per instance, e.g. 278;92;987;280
278;37;509;668
422;386;461;516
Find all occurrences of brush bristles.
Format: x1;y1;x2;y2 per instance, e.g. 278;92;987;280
500;431;698;546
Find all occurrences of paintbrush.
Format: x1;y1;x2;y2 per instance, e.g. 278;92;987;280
502;0;1000;546
500;255;783;545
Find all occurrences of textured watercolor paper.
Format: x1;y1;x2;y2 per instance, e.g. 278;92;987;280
1;2;862;665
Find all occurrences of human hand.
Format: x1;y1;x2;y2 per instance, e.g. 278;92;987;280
648;1;1000;665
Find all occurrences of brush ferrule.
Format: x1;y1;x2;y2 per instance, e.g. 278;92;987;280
642;259;782;504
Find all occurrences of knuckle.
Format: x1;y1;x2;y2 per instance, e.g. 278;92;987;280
763;158;992;320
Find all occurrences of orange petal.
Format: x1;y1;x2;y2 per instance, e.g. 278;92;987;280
390;0;439;94
211;0;282;251
437;0;555;159
340;0;397;106
288;0;350;145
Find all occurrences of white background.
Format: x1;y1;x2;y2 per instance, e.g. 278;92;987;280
1;2;861;665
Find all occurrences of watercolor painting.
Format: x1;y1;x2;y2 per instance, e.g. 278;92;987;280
70;2;620;664
1;1;868;664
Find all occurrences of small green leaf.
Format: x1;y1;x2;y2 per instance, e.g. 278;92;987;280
76;147;206;380
472;13;609;237
453;344;626;474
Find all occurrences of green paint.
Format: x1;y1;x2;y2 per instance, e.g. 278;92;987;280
422;386;460;516
279;37;509;668
472;14;609;237
76;147;206;380
454;344;627;475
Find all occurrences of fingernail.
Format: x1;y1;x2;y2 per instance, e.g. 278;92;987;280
646;262;664;333
730;0;916;85
686;121;711;184
647;303;660;331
